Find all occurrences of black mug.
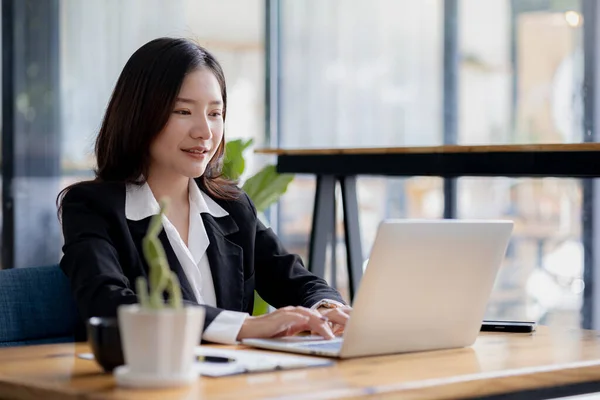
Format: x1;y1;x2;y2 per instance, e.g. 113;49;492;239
86;317;124;372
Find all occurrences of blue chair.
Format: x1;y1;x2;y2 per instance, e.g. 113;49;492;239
0;265;81;347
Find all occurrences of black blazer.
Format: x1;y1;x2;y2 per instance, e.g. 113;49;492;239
60;179;345;335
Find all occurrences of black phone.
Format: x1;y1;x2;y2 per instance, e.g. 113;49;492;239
481;320;537;333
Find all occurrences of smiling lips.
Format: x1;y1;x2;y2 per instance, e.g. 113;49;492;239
182;146;210;159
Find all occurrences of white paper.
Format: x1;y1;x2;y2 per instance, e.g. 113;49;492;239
78;349;334;378
193;347;334;377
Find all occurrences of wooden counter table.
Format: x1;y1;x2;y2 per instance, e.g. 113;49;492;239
2;327;600;399
255;143;600;300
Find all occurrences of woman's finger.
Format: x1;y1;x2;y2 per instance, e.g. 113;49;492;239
271;312;311;337
320;308;350;326
284;307;335;339
339;306;352;315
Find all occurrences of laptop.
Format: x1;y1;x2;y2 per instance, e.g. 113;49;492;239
242;219;514;359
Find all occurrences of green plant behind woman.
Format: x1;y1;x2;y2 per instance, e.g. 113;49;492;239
222;138;294;315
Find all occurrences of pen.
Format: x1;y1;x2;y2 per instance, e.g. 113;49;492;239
196;355;236;363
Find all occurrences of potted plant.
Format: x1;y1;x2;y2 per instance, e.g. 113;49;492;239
114;199;205;388
222;138;294;315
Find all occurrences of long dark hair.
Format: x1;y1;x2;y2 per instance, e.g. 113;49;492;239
58;37;239;213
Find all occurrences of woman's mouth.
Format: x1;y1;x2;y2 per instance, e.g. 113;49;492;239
182;147;209;159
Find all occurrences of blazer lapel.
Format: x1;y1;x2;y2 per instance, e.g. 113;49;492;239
126;218;198;303
201;213;244;311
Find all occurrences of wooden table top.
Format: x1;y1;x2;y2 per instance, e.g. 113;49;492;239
255;143;600;156
2;327;600;400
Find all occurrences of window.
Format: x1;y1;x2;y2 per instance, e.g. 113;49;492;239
278;0;443;301
458;0;583;327
3;0;266;268
275;0;586;328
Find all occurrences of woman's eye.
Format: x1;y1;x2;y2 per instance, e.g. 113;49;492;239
173;110;191;115
209;111;222;117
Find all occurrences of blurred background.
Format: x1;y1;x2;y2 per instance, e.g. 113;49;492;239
1;0;591;330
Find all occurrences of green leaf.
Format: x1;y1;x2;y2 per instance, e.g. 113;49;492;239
252;291;270;316
136;277;151;309
222;138;253;180
242;165;294;212
139;197;183;309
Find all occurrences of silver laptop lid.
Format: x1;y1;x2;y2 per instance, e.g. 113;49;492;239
340;219;513;358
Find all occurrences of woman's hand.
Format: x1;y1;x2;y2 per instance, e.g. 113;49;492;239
237;306;336;341
317;306;352;336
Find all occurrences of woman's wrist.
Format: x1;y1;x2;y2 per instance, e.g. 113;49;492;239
236;315;257;341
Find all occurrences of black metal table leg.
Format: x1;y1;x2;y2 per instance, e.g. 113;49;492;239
339;176;364;300
330;188;337;289
308;175;336;279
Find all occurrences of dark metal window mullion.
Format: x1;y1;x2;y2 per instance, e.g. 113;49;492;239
2;0;15;269
443;0;459;219
582;0;600;329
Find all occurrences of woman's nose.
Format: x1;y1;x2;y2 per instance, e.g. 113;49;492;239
190;117;212;139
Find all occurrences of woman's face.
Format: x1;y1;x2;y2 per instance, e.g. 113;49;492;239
149;68;224;180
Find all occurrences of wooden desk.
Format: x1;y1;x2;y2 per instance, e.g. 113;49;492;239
2;327;600;399
256;143;600;300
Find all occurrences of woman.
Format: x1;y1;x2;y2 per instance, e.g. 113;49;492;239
59;37;350;344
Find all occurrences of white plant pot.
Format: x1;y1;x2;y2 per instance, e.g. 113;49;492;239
114;304;205;388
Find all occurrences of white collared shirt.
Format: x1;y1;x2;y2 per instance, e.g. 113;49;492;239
125;179;248;344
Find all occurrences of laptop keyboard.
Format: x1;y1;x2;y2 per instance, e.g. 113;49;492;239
296;340;343;352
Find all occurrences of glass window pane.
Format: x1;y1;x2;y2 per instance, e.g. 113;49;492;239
279;0;442;148
59;0;265;185
458;178;583;329
459;0;583;144
278;0;443;300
